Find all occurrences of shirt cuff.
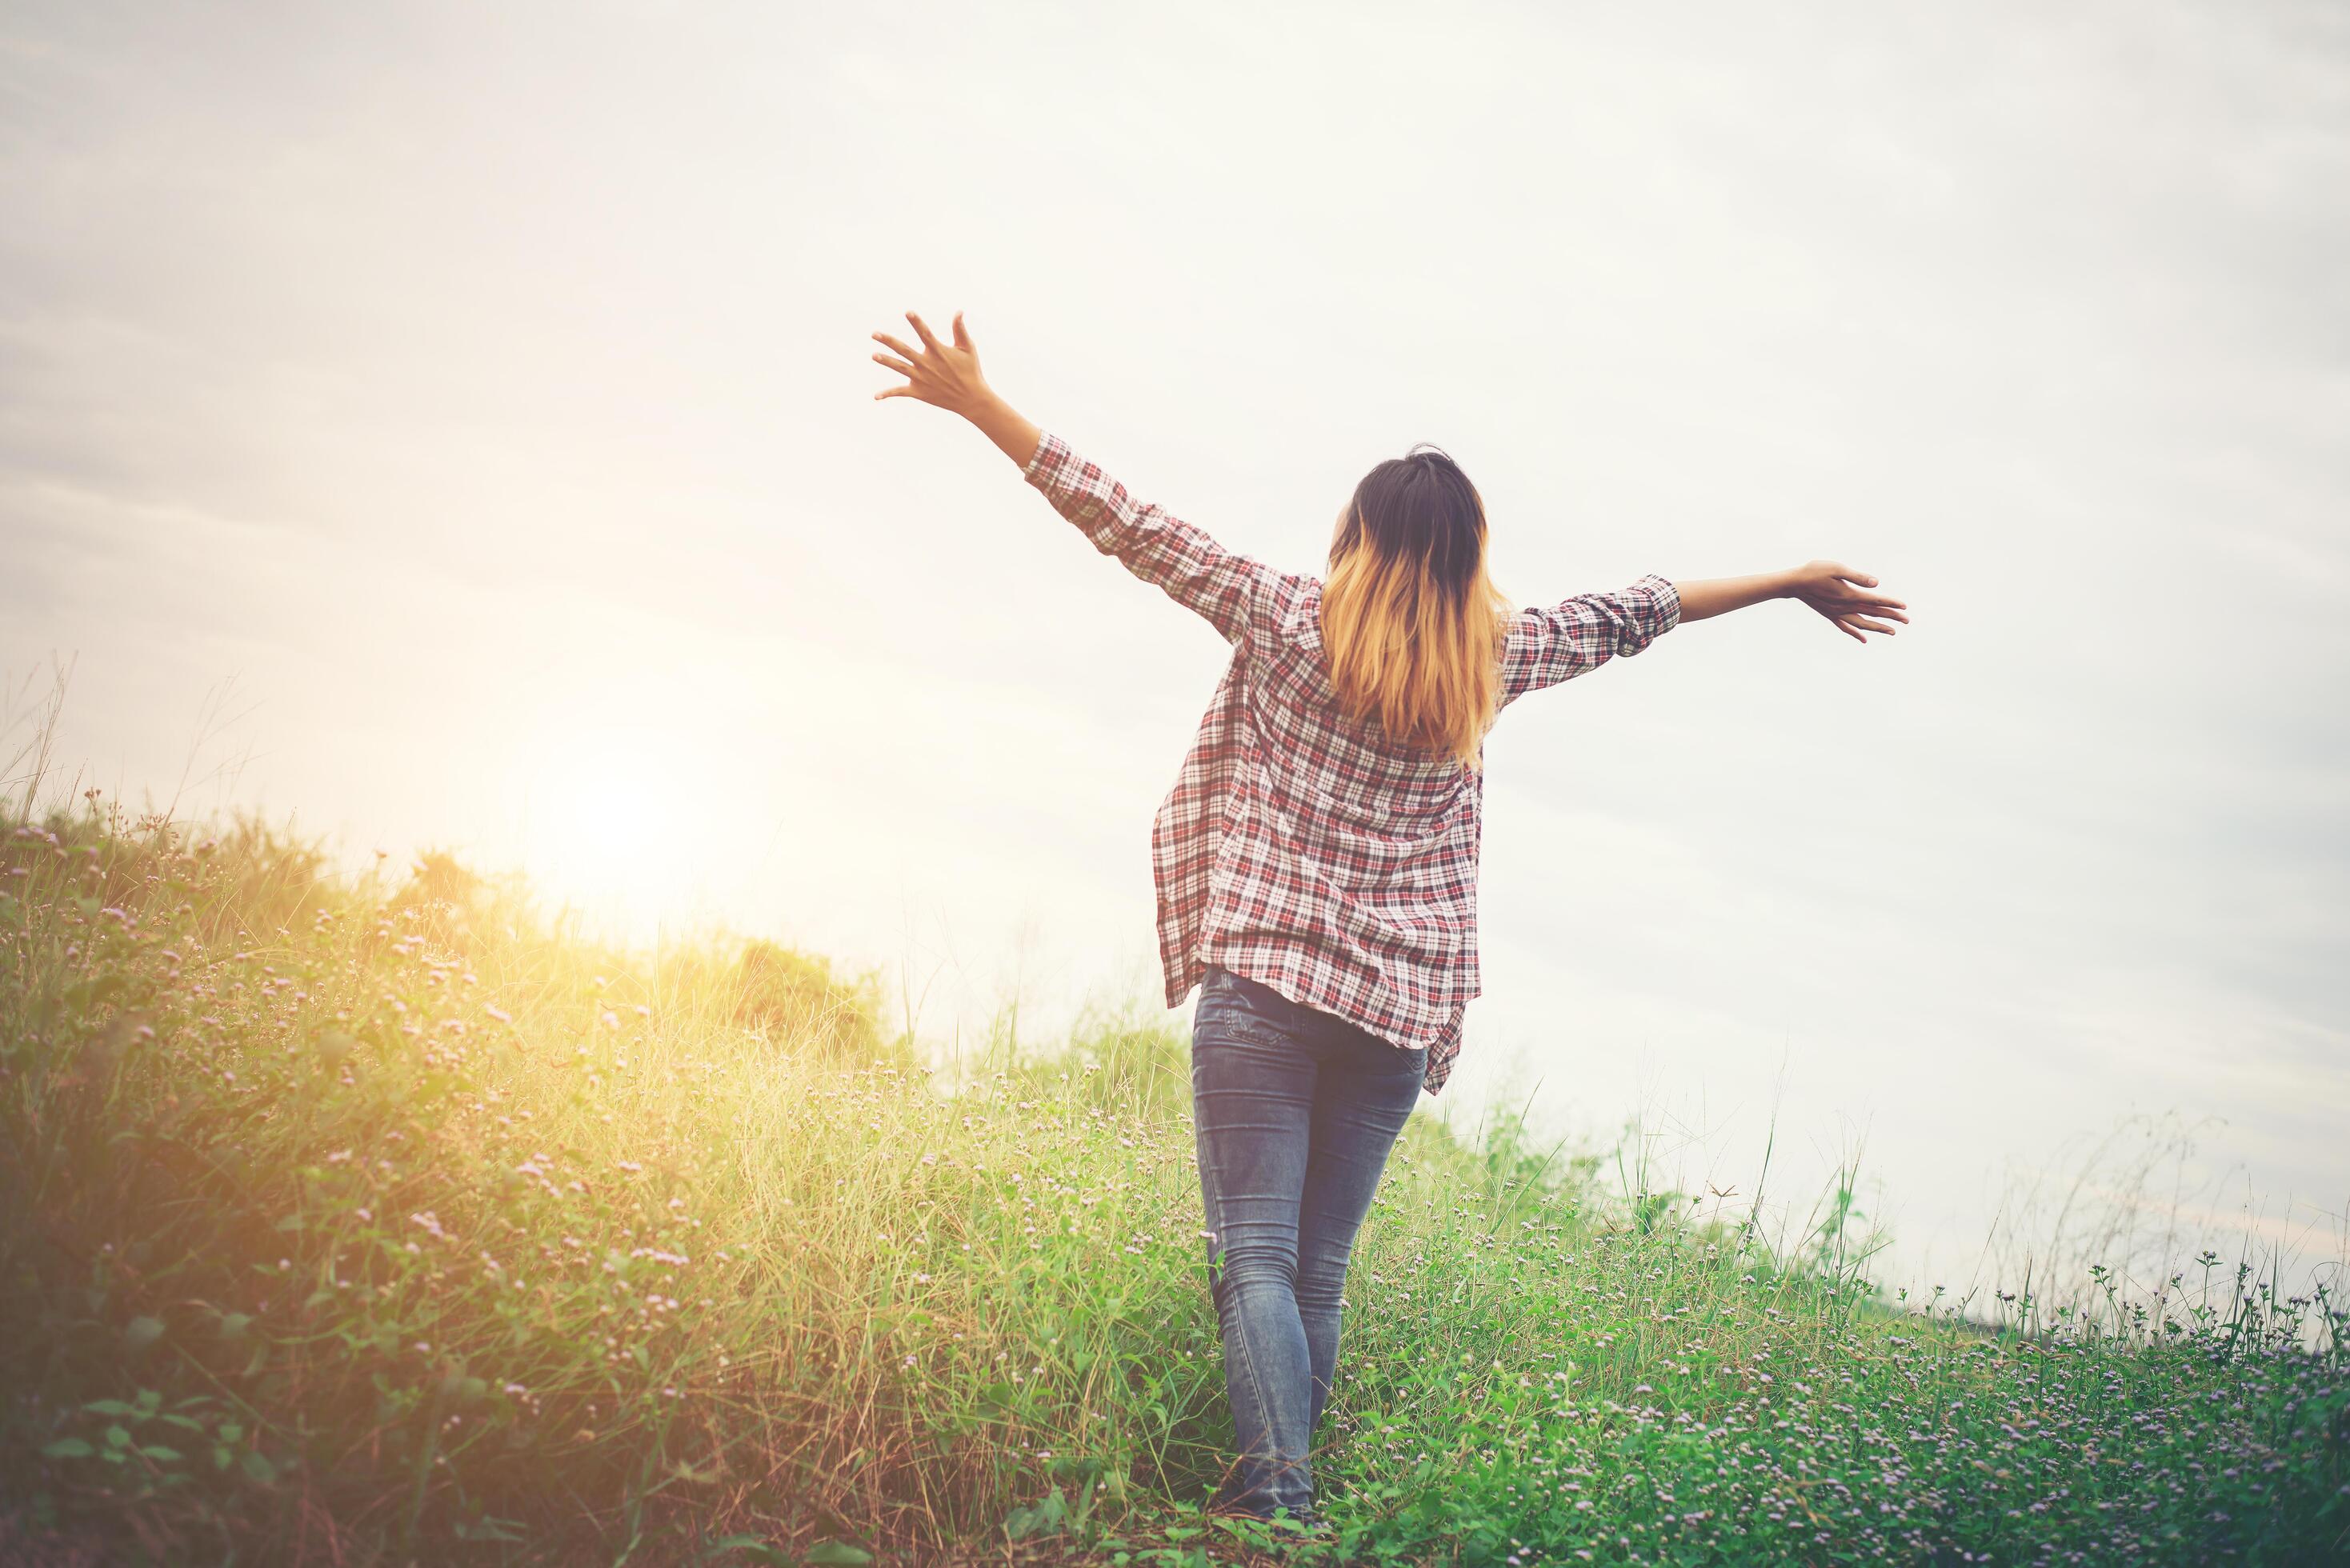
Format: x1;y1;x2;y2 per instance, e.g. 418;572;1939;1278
1643;573;1683;634
1023;429;1071;490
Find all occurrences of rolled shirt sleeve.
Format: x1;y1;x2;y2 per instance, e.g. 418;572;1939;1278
1499;573;1681;705
1023;430;1282;646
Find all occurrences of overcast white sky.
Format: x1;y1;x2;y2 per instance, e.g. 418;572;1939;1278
4;0;2345;1304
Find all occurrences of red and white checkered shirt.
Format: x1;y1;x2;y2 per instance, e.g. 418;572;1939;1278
1024;431;1679;1097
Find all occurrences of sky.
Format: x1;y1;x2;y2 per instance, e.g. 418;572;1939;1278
4;0;2345;1308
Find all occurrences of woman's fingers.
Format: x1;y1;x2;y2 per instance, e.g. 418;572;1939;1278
872;384;915;401
1829;610;1901;638
906;310;943;352
951;310;971;349
871;350;916;376
1829;586;1908;617
1804;575;1908;638
872;330;922;361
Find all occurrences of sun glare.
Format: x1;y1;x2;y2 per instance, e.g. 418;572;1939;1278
502;718;731;938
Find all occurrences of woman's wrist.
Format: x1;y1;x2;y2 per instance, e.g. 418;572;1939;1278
1676;568;1798;623
965;390;1042;470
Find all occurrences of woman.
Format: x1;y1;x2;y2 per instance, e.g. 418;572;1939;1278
869;310;1908;1529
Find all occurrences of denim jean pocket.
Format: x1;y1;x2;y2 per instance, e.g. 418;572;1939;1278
1194;966;1292;1050
1379;1042;1430;1082
1342;1030;1427;1083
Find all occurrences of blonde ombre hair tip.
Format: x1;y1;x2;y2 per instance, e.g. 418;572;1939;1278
1320;444;1511;770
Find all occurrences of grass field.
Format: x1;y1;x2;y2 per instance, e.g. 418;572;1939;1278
1;801;2344;1566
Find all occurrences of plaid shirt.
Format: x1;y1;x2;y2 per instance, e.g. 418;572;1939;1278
1023;431;1679;1097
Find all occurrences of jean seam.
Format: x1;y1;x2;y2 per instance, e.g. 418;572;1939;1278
1224;1267;1279;1502
1202;1084;1291;1498
1197;1123;1296;1512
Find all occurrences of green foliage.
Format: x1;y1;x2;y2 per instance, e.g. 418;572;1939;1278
0;802;2342;1566
723;938;895;1064
1039;999;1193;1121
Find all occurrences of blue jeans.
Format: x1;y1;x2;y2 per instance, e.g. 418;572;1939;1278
1189;964;1428;1523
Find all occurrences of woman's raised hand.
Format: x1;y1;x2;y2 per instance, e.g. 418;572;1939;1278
1784;561;1909;643
871;310;991;416
869;309;1042;469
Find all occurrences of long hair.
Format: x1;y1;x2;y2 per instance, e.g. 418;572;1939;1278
1320;442;1511;770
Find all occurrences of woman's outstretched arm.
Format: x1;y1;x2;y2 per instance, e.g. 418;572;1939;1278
870;309;1287;645
1502;561;1908;705
1679;563;1910;644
